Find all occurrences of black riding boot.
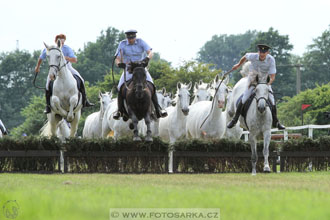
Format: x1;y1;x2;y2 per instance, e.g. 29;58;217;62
80;81;94;107
151;86;168;118
113;87;129;121
44;89;52;114
271;104;285;130
227;99;243;128
0;124;8;135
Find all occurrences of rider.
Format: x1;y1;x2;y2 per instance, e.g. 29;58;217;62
227;44;285;130
113;29;167;120
0;119;8;135
35;34;94;114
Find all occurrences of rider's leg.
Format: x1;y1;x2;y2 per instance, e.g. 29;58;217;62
269;88;285;130
79;78;94;107
44;78;53;114
67;63;94;107
227;86;254;128
113;84;128;121
150;83;168;118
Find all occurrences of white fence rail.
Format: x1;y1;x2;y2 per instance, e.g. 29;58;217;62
242;124;330;141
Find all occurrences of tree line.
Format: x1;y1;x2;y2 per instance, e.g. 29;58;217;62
0;25;329;137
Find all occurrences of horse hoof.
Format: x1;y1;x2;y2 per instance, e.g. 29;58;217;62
263;166;271;173
145;136;153;142
251;169;257;176
133;136;142;142
129;123;134;130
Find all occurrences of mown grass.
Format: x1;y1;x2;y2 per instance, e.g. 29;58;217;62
0;172;330;220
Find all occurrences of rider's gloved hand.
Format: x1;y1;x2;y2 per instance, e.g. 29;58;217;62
118;63;126;69
142;57;150;66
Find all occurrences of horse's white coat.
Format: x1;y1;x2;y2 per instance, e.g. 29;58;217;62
159;82;191;144
186;75;228;140
83;92;113;138
191;80;211;104
45;42;83;137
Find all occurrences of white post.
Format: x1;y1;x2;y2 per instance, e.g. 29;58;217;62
284;130;288;141
168;150;173;173
308;127;313;139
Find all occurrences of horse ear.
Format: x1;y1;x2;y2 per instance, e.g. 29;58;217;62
194;82;198;90
215;74;220;83
162;87;166;95
187;81;192;90
99;91;102;99
57;39;62;48
224;76;229;85
177;82;181;89
206;83;210;89
43;42;49;50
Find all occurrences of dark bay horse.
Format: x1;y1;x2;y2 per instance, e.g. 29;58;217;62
122;61;153;142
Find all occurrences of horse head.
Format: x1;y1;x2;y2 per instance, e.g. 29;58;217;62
193;80;211;103
212;74;229;109
44;40;66;79
99;91;113;114
131;66;147;99
255;74;270;113
176;82;192;115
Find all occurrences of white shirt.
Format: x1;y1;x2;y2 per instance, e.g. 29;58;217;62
245;53;276;75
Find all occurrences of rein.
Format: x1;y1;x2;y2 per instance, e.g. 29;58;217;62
200;68;234;129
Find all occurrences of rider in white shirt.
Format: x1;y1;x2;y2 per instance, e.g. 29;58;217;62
227;44;285;130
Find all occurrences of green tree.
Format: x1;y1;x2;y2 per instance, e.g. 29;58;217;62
301;25;330;90
155;61;221;94
74;27;125;85
242;27;296;99
278;83;330;127
198;30;258;71
0;50;47;129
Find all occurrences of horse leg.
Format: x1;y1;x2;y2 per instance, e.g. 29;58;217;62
51;96;67;117
249;134;258;175
144;113;153;142
67;95;79;122
131;114;141;142
263;129;271;172
49;113;61;137
69;111;80;137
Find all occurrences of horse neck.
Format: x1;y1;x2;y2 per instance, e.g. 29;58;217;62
210;93;223;119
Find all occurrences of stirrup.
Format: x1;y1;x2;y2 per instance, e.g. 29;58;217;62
44;106;51;114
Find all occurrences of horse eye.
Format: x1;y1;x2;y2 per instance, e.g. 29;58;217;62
178;94;181;97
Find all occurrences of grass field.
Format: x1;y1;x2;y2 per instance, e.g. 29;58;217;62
1;172;330;220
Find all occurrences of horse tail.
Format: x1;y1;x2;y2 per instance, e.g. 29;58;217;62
40;120;52;137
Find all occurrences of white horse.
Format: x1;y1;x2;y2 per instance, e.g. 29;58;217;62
101;99;146;139
159;82;191;144
191;80;211;104
186;75;229;139
0;119;7;138
224;89;243;139
40;119;71;142
83;91;113;138
230;69;273;175
44;41;83;137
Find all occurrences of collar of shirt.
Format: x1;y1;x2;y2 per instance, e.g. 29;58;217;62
125;39;138;46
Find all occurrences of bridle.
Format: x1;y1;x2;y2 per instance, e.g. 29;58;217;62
254;82;269;106
47;48;67;77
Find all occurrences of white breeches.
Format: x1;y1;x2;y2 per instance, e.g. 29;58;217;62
242;85;275;105
117;68;153;90
46;63;84;90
